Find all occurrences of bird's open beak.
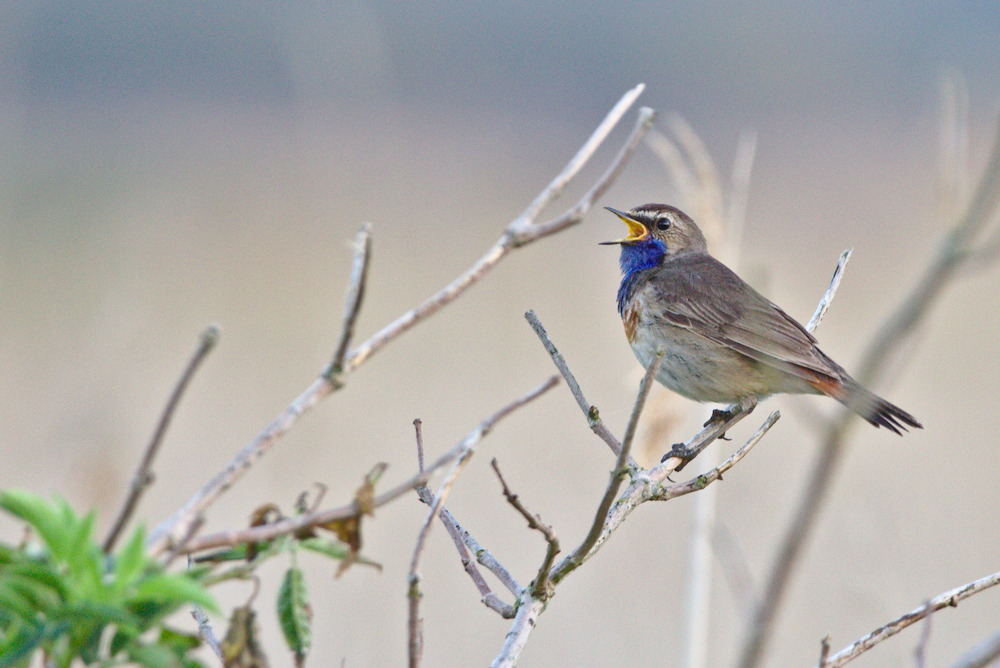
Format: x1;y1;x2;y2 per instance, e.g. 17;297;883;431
599;207;649;245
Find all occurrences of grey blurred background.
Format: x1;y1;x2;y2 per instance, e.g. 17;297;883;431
2;2;999;666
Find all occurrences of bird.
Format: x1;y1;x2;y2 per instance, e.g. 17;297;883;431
601;203;922;435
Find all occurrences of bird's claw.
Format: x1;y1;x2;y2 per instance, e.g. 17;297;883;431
661;443;693;472
703;408;732;427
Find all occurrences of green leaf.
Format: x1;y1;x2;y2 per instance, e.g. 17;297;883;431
299;537;351;560
131;573;217;613
157;626;202;654
0;490;69;559
276;565;311;660
126;642;183;668
5;560;69;601
113;524;148;591
4;572;62;613
0;623;44;668
0;582;37;621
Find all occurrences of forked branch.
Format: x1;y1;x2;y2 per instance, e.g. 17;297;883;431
147;86;653;556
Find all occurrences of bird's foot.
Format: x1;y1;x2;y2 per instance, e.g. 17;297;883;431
703;408;733;427
661;443;693;472
703;398;757;432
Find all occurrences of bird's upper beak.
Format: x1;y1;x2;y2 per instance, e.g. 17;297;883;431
599;207;650;245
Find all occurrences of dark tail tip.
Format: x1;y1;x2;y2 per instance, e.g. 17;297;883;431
834;378;922;435
865;399;923;435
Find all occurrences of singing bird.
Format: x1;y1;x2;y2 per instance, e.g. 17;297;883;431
601;203;922;434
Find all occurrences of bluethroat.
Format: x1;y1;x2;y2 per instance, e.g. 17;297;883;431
602;203;922;434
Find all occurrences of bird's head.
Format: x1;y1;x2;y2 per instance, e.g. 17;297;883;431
600;204;708;258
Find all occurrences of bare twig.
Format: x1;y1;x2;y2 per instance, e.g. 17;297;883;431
405;378;557;667
819;570;1000;667
818;634;832;668
148;88;652;556
346;86;653;371
550;352;662;586
415;486;517;616
176;377;558;556
407;433;481;668
591;409;778;553
147;225;373;556
490;406;779;668
657;400;757;474
653;411;780;502
103;325;219;553
327;223;373;383
413;419;425;473
512;86;648;235
491;594;546;668
524;310;626;458
490;458;560;599
739;115;1000;668
192;603;223;660
806;249;853;332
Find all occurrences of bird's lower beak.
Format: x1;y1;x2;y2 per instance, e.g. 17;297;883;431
599;207;649;245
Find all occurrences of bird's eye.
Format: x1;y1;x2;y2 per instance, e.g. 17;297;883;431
656;218;671;231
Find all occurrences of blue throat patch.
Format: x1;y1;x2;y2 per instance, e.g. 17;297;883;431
616;239;666;317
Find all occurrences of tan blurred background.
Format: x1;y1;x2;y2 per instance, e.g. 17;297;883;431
2;3;999;666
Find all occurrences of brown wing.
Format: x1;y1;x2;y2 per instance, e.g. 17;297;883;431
647;253;843;382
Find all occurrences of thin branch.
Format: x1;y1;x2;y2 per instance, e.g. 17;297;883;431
408;429;482;668
423;484;520;596
818;635;832;668
819;570;1000;668
525;310;625;458
490;407;778;668
806;249;853;333
510;105;658;245
550;352;663;586
406;377;560;667
147;225;372;556
658;400;757;474
513;84;647;231
177;377;558;556
414;419;425;473
491;595;546;668
347;86;653;371
653;411;780;502
490;458;560;599
740;115;1000;668
192;604;223;660
327;223;373;382
414;483;517;616
591;407;774;558
148;88;651;555
103;325;219;553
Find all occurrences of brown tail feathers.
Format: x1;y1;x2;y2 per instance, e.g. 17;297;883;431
810;376;922;435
